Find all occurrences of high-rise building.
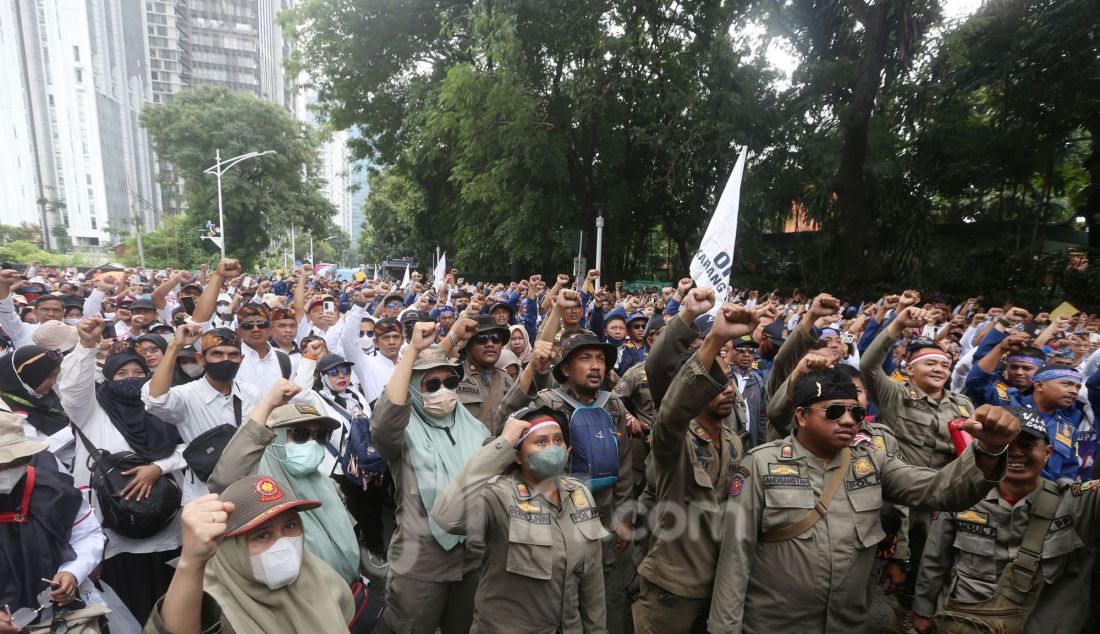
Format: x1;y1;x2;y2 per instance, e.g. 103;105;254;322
2;0;301;250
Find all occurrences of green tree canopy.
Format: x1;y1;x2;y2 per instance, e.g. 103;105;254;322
140;86;336;267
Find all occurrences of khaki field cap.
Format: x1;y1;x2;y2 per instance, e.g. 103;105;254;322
265;403;341;432
412;344;463;377
0;410;48;465
223;474;322;537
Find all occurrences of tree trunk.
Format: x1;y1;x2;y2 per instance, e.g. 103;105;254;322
833;1;891;272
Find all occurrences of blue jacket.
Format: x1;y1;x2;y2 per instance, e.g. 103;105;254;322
965;362;1081;481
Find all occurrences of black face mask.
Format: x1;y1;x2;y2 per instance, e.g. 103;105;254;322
204;359;240;382
180;297;197;314
455;303;469;313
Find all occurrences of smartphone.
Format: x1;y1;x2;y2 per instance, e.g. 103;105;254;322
1090;333;1100;344
840;332;856;344
241;277;253;289
323;301;336;315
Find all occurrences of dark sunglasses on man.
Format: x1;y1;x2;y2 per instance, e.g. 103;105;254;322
288;426;332;444
473;332;504;345
806;404;867;422
422;375;461;393
239;321;270;331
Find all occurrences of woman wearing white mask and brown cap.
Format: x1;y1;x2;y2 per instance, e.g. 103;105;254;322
371;322;487;634
146;474;353;634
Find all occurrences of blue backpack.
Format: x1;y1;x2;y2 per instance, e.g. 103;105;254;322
552;388;619;492
324;400;387;487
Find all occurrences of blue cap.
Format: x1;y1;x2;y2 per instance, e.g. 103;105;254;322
694;314;715;339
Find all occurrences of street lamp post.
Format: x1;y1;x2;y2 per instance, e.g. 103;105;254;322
203;149;275;258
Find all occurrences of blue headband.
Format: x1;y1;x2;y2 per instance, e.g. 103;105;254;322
1033;368;1083;383
1006;355;1045;368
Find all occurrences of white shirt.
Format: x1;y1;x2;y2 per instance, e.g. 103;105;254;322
238;342;287;395
361;354;398;403
61;496;106;587
0;295;38;348
141;373;261;502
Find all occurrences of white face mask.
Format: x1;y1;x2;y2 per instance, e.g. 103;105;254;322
249;534;304;589
217;306;231;317
422;387;458;417
63;318;80;326
180;363;204;378
0;466;26;495
103;312;115;320
360;334;375;353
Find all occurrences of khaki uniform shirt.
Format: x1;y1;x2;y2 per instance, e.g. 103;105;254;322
498;380;635;539
613;363;657;429
457;361;514;435
913;480;1100;633
861;330;975;469
371;393;484;582
708;435;1001;634
615;363;657;490
433;438;609;634
639;354;744;599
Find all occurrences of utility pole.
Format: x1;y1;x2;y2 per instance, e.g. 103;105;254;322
127;172;146;270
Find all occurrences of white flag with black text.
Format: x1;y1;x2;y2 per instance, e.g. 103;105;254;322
690;147;747;305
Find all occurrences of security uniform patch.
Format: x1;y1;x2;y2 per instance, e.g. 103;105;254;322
769;464;800;476
509;506;551;524
763;475;811;488
729;474;744;497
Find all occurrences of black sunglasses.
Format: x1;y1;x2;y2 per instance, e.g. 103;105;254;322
384;302;403;308
324;366;353;377
361;331;375;338
473;332;504;345
809;404;867;422
422;375;461;393
288;426;332;444
239;321;270;331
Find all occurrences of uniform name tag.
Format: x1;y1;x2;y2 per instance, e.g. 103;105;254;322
509;506;551;524
457;384;481;396
845;475;881;491
763;475;810;488
903;400;933;414
570;508;600;523
957;521;997;538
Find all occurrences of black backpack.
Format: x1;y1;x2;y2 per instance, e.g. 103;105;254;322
73;426;181;539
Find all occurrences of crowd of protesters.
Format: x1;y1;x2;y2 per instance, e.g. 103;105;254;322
1;258;1099;633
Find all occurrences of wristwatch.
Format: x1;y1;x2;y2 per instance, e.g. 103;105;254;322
889;558;912;573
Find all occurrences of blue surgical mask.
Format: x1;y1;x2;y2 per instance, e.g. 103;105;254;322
524;445;568;480
283;440;324;476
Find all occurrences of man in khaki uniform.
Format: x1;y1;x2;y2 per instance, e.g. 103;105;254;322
633;302;763;634
707;367;1019;634
912;407;1100;634
614;362;657;496
860;306;977;624
456;315;514;434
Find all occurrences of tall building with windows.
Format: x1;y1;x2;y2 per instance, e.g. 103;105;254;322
2;0;299;249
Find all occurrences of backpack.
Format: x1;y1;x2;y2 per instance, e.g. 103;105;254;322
323;395;387;487
551;388;619;492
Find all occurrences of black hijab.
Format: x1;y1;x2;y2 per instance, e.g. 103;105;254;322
0;347;68;435
96;352;181;461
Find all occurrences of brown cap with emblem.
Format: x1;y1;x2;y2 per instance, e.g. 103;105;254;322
265;403;341;432
223;474;321;537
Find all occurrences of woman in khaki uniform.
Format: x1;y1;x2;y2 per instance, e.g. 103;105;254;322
432;405;609;633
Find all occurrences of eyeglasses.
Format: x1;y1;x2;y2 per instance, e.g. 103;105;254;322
422;375;461;393
809;404;867;422
324;366;352;377
288;426;332;444
137;345;162;355
473;332;504;345
361;331;375;338
239;321;270;331
384;302;403;308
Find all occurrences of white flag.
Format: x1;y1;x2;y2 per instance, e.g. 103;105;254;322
433;253;447;291
690;147;746;305
401;264;411;290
